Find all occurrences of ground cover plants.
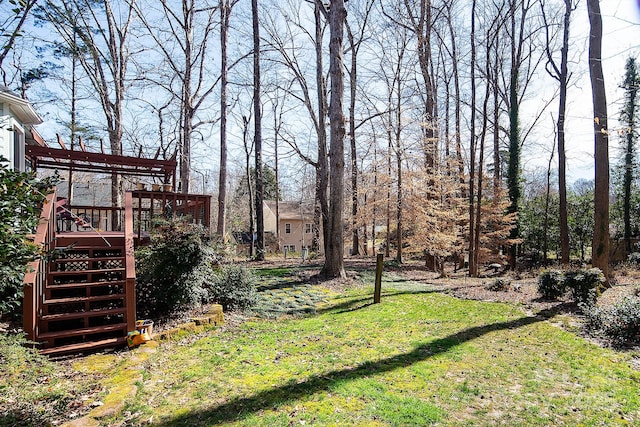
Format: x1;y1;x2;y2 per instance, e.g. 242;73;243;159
0;334;103;426
102;267;639;426
2;261;639;426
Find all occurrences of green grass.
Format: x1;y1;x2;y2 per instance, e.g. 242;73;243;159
3;272;639;426
0;334;102;426
112;285;640;426
253;267;295;278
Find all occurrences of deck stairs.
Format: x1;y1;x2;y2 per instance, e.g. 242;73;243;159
23;190;137;356
38;233;130;355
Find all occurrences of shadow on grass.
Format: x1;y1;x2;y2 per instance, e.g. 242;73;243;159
256;279;308;292
315;289;438;315
151;308;558;427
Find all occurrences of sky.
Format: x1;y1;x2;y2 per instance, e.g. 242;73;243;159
556;0;640;184
17;0;640;194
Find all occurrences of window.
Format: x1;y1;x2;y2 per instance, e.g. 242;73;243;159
285;223;291;234
13;128;25;171
284;244;296;252
305;223;312;234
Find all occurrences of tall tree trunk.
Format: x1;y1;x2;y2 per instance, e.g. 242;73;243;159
273;100;281;251
543;141;556;262
321;0;347;279
347;24;360;256
587;0;609;283
542;0;573;264
557;0;571;265
622;58;638;255
252;0;264;260
242;116;255;258
179;1;194;194
394;58;403;264
506;0;522;270
217;0;230;239
314;2;329;256
468;0;478;276
386;100;392;259
474;50;491;272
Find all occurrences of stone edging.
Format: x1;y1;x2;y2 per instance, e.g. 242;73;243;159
61;304;224;427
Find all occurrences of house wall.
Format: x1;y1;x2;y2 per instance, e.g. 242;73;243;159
264;204;277;234
0;103;26;171
280;218;314;252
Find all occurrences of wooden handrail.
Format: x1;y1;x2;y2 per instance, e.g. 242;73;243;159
23;189;57;341
124;191;136;332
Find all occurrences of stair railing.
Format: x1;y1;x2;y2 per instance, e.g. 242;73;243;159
23;189;57;341
124;191;136;332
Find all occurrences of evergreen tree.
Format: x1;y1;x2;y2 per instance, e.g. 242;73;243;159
619;57;640;254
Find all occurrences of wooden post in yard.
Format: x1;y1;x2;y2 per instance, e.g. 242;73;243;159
374;253;383;303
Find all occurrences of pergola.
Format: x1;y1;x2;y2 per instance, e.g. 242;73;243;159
26;135;177;187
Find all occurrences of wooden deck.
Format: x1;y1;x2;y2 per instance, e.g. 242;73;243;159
23;189;211;355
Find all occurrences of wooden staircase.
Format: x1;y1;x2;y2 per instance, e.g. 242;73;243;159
24;191;137;356
38;233;130;355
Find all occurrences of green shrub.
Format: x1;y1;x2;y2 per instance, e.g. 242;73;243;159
627;252;640;265
0;159;57;318
135;220;223;318
583;297;640;347
537;270;566;300
209;264;258;311
564;268;604;307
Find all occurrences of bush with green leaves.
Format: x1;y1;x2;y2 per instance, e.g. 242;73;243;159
564;268;604;307
537;268;604;306
537;270;566;300
583;297;640;347
209;264;258;311
0;158;57;318
135;220;224;318
627;252;640;265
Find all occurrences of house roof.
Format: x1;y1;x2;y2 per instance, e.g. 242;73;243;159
0;86;42;125
265;200;315;220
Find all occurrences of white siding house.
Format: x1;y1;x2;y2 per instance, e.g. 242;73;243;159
0;86;42;171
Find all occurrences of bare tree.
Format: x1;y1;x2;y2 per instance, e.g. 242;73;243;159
252;0;265;260
42;0;136;225
241;113;255;257
262;0;329;255
0;0;38;85
217;0;239;239
345;0;375;256
542;0;576;264
587;0;609;283
132;0;220;193
468;0;478;275
320;0;347;278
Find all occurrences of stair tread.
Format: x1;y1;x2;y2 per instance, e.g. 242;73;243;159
49;268;125;275
40;337;127;356
54;256;125;263
56;244;124;251
41;307;126;321
44;294;125;305
46;280;126;289
38;323;128;339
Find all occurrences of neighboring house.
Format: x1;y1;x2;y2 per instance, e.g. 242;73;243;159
264;200;320;253
0;86;42;172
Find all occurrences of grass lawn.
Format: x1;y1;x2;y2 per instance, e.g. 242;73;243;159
107;271;640;426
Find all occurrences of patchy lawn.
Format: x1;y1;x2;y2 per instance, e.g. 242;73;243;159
2;260;640;426
0;333;105;426
107;266;640;426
